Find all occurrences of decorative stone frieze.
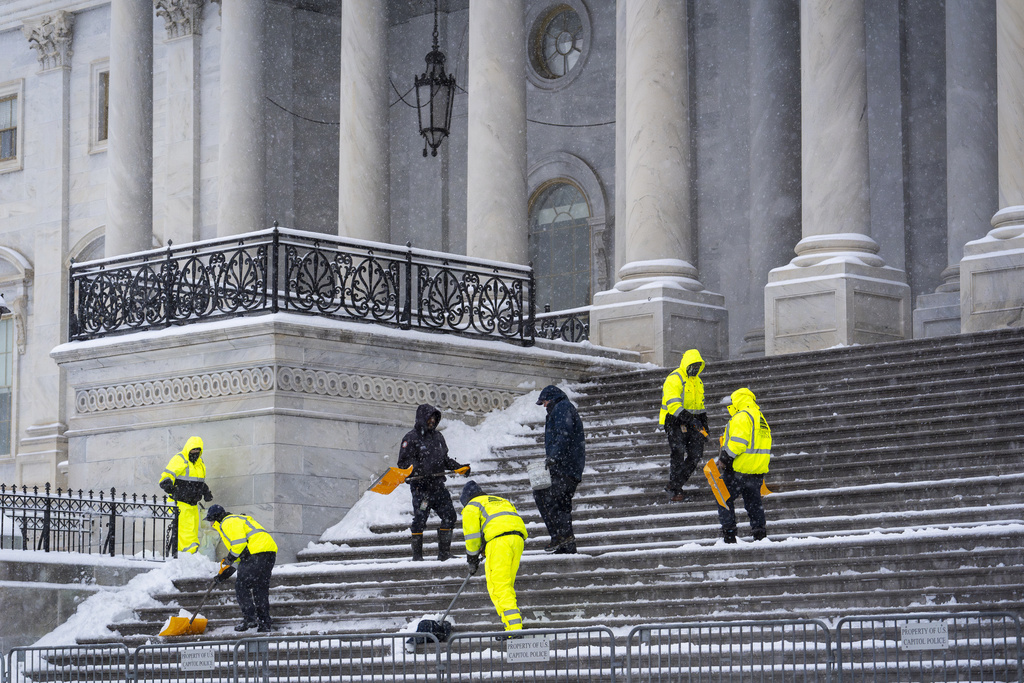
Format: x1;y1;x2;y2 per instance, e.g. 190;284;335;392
155;0;203;39
21;11;74;71
75;365;517;415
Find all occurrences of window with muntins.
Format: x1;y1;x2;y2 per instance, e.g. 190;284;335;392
529;181;591;312
0;96;16;162
532;5;584;79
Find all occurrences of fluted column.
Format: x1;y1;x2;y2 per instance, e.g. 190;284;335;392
742;0;801;356
217;0;266;236
338;0;389;242
106;0;154;256
765;0;909;355
591;0;727;364
465;0;527;264
914;0;997;338
961;0;1024;331
614;0;626;278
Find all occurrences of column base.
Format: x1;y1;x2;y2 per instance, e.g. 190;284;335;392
960;207;1024;332
738;327;766;357
765;257;911;355
913;290;961;338
590;281;728;365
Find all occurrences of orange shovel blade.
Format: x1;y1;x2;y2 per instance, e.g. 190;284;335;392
369;466;413;495
159;616;208;636
703;459;731;508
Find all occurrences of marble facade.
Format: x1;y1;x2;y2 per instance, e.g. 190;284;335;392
1;0;1022;551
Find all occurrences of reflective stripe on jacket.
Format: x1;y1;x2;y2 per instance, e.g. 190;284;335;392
659;349;706;425
723;388;772;474
215;514;278;556
462;495;528;557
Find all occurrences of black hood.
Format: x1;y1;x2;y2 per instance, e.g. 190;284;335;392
415;403;441;434
537;385;567;408
460;480;484;506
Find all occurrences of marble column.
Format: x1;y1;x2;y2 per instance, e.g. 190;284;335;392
338;0;389;242
914;0;997;338
614;0;627;278
217;0;266;237
764;0;910;355
465;0;527;264
741;0;801;356
19;12;74;486
591;0;727;364
105;0;154;257
156;0;203;246
960;0;1024;331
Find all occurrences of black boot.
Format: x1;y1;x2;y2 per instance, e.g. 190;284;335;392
722;528;737;544
411;533;424;561
437;529;453;561
752;528;768;541
234;619;257;632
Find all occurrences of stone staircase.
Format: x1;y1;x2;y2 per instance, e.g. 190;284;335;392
74;329;1024;678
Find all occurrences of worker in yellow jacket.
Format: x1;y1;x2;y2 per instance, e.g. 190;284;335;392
659;349;708;501
158;436;213;554
205;505;278;632
717;387;772;543
460;481;528;633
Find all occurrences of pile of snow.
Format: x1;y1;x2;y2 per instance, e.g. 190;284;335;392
33;553;219;648
317;385;573;543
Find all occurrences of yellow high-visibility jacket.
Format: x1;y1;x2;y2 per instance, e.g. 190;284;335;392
214;514;278;558
659;349;706;425
723;387;772;474
462;494;528;557
159;436;208;505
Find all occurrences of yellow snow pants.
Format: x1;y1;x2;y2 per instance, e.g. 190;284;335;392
176;501;200;554
484;533;525;631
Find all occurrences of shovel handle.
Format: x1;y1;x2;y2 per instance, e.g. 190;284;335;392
188;577;220;626
437;568;476;624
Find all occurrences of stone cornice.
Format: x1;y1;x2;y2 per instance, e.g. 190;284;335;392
155;0;203;39
21;10;74;71
75;365;517;415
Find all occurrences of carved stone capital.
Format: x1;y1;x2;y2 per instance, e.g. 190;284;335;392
155;0;204;39
21;11;75;71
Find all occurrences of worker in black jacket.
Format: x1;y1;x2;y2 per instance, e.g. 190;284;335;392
535;385;586;554
397;404;470;561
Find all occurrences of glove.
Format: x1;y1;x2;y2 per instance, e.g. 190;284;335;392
203;486;213;503
718;452;734;473
215;565;236;583
159;479;174;495
454;464;471;476
467;554;480;572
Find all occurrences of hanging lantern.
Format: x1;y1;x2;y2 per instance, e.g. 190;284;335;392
414;0;456;157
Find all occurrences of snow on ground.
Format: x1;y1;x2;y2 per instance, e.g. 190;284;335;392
30;552;219;648
316;387;554;543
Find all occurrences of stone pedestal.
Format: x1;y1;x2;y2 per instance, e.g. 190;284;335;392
961;207;1024;331
51;315;631;561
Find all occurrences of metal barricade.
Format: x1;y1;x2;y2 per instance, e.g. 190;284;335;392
835;611;1023;682
626;619;833;682
444;627;618;682
7;644;130;683
132;640;237;683
233;632;443;682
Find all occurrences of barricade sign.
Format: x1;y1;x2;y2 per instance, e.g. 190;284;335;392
445;627;617;682
626;619;833;682
836;612;1023;682
133;640;237;683
178;649;216;671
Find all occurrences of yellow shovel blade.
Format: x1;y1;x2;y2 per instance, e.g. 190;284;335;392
369;466;413;495
761;479;772;496
159;616;208;637
703;459;731;508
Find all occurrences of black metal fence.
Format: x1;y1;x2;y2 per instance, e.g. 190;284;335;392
6;614;1022;682
0;483;174;560
534;304;590;343
68;227;540;346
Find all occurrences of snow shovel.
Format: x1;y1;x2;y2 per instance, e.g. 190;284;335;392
703;458;731;509
158;577;218;636
406;565;478;647
369;466;414;494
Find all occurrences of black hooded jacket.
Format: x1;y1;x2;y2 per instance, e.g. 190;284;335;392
538;385;586;482
397;404;463;489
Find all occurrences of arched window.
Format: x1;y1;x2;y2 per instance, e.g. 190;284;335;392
529;181;591;311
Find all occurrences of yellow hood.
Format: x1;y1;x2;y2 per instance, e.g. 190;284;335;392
181;436;204;459
678;349;705;376
728;387;757;416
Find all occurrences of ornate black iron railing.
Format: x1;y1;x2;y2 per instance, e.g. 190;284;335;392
535;304;591;343
0;483;174;560
69;226;537;346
